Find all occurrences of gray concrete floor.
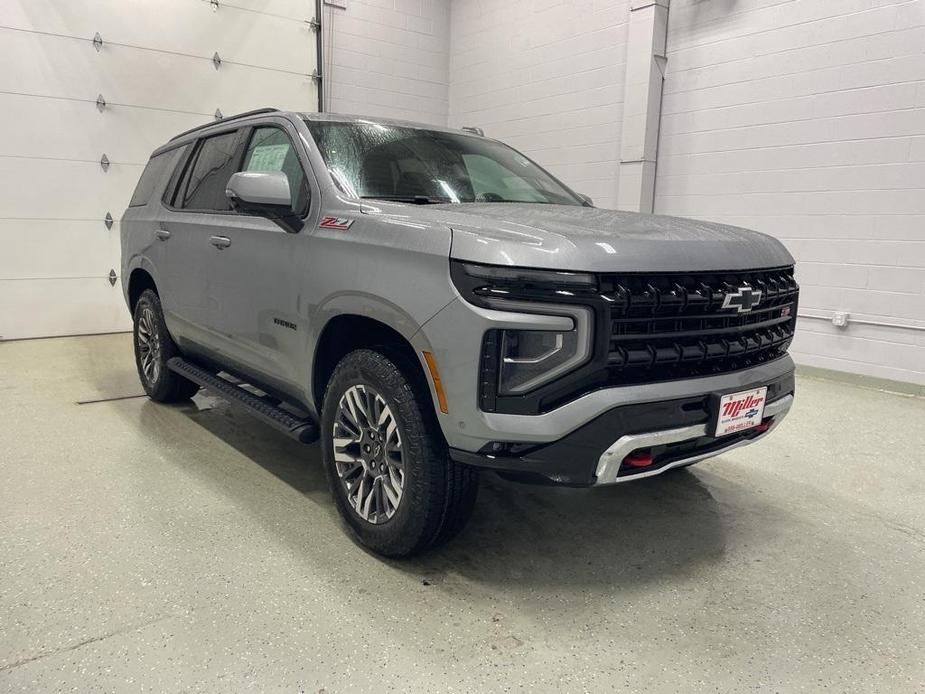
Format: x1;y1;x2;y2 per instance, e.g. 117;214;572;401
1;333;923;693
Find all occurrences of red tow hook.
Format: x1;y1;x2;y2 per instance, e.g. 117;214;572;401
753;419;773;434
623;451;654;468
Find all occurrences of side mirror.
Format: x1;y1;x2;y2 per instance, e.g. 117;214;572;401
577;193;594;207
225;171;302;232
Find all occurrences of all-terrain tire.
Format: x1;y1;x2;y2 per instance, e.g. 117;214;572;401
320;348;478;558
132;289;200;403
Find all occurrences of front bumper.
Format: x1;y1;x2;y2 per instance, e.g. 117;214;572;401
449;368;795;486
593;393;792;485
422;296;796;452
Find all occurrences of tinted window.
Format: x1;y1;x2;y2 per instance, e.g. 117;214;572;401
242;127;308;214
160;144;190;207
129;152;171;207
180;131;241;211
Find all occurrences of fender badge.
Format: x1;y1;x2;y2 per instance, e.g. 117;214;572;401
319;216;354;230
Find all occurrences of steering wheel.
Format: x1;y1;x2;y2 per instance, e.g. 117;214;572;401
475;191;505;202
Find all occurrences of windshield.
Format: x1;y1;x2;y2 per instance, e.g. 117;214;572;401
304;120;583;206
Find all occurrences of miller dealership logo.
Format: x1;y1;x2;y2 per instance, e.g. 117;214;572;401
722;286;762;313
721;392;765;418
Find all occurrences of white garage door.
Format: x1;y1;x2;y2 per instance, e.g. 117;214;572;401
0;0;319;340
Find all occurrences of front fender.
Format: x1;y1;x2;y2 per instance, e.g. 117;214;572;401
312;291;426;344
305;291;445;419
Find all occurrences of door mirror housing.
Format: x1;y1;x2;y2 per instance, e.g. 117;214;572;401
577;193;594;207
225;171;302;232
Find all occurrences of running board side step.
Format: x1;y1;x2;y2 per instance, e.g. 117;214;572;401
167;357;318;443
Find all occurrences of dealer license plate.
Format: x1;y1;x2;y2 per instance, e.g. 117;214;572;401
712;386;768;437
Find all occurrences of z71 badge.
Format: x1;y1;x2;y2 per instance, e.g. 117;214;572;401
319;216;354;230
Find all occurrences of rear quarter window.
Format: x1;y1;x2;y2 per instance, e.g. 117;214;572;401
128;152;172;207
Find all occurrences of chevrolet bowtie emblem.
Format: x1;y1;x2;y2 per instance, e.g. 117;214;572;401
722;286;762;313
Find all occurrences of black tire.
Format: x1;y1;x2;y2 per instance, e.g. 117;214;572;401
320;348;478;558
132;289;199;403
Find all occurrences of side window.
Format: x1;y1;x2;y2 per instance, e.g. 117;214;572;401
179;131;241;211
129;151;171;207
242;127;308;214
161;144;191;207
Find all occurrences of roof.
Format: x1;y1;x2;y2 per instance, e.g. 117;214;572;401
152;109;482;157
300;111;474;136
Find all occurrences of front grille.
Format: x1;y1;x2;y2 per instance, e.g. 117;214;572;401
599;267;798;385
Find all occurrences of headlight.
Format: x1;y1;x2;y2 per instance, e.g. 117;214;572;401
499;325;585;394
483;303;593;398
452;261;597;408
457;262;597;290
450;260;598;308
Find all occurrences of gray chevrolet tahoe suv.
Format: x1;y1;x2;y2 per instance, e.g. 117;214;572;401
122;108;798;557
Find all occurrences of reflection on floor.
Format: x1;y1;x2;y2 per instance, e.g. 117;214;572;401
1;333;923;692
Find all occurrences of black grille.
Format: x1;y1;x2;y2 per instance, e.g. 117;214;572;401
599;267;798;384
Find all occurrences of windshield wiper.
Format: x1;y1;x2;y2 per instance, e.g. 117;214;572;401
360;195;450;205
470;199;557;204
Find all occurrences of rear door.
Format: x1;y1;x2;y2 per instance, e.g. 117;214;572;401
158;128;247;355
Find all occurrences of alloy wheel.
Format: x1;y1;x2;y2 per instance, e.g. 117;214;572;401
136;307;161;384
332;384;405;524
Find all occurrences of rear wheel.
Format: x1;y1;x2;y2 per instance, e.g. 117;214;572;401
321;348;478;557
133;289;199;402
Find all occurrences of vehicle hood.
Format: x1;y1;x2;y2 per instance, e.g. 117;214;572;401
373;203;793;272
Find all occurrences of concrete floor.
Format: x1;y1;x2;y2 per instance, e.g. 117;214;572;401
0;334;923;693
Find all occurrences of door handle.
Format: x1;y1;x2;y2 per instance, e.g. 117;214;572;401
210;235;231;250
155;228;171;241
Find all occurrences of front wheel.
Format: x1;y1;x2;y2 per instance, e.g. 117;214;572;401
320;348;478;558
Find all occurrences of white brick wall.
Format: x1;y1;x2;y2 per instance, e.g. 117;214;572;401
448;0;632;209
655;0;925;385
324;0;451;125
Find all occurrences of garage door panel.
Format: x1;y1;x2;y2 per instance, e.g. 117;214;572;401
210;14;317;74
203;63;318;114
0;1;316;73
0;221;121;280
0;94;203;164
215;0;316;22
0;0;312;32
0;2;318;340
0;277;130;340
0;159;141;222
0;34;316;117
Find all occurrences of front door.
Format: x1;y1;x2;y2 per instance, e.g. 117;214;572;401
203;122;314;396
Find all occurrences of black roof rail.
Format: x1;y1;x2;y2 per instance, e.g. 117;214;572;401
169;108;281;142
